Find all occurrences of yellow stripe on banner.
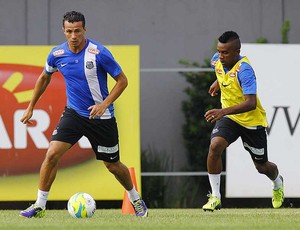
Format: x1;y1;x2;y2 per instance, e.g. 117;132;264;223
14;90;33;103
2;72;23;92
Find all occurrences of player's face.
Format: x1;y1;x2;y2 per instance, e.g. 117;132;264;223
217;41;240;70
63;21;86;51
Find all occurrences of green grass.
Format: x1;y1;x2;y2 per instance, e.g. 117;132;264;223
1;209;300;230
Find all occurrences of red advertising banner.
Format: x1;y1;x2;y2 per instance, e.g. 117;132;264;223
0;46;140;201
0;64;94;175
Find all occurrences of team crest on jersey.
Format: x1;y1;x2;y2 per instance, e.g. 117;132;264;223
88;48;100;55
53;49;64;56
86;61;94;69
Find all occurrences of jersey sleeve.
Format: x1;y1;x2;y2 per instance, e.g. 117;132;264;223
44;49;58;75
210;52;219;70
238;62;257;95
98;47;122;78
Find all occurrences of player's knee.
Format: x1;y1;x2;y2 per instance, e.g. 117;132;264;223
255;161;278;178
104;161;119;174
255;163;269;175
45;150;61;166
255;165;265;174
209;142;224;158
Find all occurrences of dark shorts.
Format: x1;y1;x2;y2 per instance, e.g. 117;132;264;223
211;117;268;164
51;107;120;162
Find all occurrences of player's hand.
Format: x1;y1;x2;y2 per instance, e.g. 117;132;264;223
88;104;106;119
20;108;33;124
208;81;220;96
204;109;223;123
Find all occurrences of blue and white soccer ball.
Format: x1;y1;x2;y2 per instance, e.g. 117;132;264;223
67;192;96;218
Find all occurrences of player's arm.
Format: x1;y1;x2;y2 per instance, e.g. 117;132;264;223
20;71;52;124
208;80;220;96
88;71;128;119
225;94;257;114
102;71;128;107
208;53;220;96
214;94;256;115
205;94;256;122
205;62;257;122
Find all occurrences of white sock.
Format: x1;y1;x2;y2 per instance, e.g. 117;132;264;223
272;174;283;190
126;187;140;203
208;173;221;199
36;189;49;208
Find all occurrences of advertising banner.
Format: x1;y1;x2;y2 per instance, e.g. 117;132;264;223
0;46;140;201
226;44;300;197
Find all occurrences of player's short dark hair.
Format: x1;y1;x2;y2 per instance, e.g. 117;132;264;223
63;11;85;28
218;31;241;49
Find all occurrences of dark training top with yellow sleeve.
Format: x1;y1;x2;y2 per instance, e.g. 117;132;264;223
210;52;268;128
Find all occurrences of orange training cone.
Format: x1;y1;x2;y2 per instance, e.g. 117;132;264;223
122;167;138;214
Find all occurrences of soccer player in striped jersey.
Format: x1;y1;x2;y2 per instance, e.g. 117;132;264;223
19;11;147;218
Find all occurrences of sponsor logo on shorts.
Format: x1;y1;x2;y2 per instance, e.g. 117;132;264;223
52;129;57;136
243;142;264;155
97;144;119;154
212;128;219;134
110;156;118;160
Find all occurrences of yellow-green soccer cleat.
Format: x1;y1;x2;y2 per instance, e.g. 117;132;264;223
19;204;45;218
202;193;221;211
272;176;284;208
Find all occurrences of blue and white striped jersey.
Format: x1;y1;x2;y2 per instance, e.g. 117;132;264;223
44;39;122;119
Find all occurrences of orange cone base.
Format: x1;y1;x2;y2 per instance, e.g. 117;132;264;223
122;167;138;214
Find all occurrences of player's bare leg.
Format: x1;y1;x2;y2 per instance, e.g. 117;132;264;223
104;161;148;217
104;161;133;190
254;161;284;208
38;141;71;191
203;137;228;211
19;141;71;218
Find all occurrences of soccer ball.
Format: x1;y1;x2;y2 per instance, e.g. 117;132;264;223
67;192;96;218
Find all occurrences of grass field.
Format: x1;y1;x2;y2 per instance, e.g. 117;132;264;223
1;208;299;230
